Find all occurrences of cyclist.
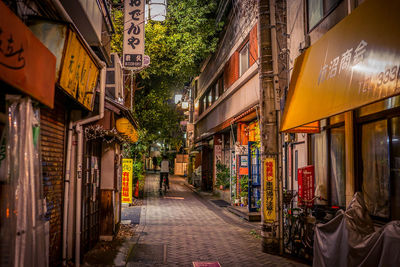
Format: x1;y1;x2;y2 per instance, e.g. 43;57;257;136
159;155;170;191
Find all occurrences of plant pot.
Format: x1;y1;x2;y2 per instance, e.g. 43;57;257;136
241;196;248;206
219;185;223;190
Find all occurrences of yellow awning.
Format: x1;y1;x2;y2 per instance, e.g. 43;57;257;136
281;0;400;132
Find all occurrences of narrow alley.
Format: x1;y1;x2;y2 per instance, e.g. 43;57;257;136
121;174;305;267
2;0;400;266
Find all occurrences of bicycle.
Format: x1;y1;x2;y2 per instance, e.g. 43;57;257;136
283;192;326;261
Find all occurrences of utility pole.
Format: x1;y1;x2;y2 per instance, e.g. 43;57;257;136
258;0;282;254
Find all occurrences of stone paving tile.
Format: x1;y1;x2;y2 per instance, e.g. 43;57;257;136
127;173;308;267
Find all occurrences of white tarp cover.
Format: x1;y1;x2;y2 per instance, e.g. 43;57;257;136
314;192;400;267
0;96;48;267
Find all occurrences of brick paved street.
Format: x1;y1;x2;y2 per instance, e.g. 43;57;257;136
125;173;307;267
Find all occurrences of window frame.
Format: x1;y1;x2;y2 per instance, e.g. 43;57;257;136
307;0;343;32
309;118;346;208
355;106;400;221
239;42;250;77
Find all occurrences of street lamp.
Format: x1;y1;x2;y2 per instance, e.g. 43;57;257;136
146;0;167;22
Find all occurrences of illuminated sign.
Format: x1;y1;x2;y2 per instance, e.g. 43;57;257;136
122;158;133;203
264;158;276;222
116;118;138;143
0;1;56;108
59;30;99;110
123;0;145;69
282;0;400;132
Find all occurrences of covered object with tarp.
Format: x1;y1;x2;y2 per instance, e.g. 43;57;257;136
313;192;400;267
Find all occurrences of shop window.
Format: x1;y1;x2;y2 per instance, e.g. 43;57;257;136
390;117;400;219
307;0;341;30
239;42;249;76
361;119;390;218
329;126;346;207
311;130;328;204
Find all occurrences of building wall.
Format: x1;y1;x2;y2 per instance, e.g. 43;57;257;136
196;71;259;137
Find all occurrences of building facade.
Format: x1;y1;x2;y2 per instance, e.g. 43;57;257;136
280;0;400;260
193;1;260;210
0;1;137;266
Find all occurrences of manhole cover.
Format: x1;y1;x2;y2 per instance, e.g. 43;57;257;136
211;199;230;207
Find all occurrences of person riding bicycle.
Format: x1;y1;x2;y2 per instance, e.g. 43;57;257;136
159;155;170;191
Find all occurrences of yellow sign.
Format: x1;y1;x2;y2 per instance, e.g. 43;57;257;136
116;118;138;143
121;159;133;204
281;0;400;132
59;30;99;110
264;158;276;222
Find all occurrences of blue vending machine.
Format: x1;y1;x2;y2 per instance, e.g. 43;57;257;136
248;141;261;212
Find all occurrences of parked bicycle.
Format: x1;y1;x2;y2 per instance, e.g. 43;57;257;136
283;190;335;261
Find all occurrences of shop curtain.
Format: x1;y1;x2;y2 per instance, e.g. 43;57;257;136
0;96;48;267
362;120;390;218
312;131;328;204
330;127;346;207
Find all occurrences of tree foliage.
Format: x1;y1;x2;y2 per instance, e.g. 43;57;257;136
112;0;222;156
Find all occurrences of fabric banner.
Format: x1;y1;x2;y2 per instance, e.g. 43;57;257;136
121;159;133;203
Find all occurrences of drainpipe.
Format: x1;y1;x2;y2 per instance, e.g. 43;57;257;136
74;67;106;266
62;121;73;266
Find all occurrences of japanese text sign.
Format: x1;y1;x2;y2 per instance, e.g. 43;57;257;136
298;165;315;207
264;158;276;222
0;1;56;108
122;158;133;203
123;0;145;69
59;30;99;110
281;0;400;132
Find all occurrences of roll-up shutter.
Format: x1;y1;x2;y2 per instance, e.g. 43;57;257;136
40;98;66;267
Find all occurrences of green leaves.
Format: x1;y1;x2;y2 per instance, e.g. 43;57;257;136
111;0;221;156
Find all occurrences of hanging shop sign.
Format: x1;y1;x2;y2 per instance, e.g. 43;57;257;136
121;158;133;204
298;165;315;207
0;2;56;108
264;158;276;222
281;0;400;132
59;30;99;111
123;0;145;69
116;118;138;143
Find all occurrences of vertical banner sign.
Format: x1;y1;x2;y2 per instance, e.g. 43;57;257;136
298;165;315;207
264;158;276;222
122;159;133;203
123;0;145;69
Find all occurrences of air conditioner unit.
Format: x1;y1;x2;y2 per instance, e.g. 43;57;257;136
106;53;123;103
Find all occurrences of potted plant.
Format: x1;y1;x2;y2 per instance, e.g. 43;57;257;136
216;163;230;190
239;175;249;206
